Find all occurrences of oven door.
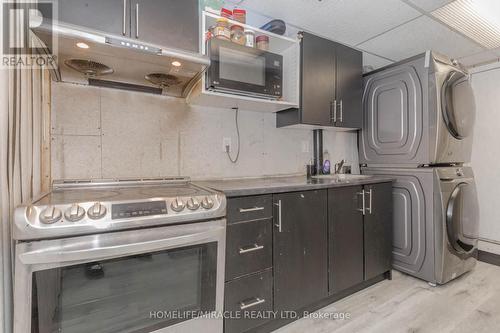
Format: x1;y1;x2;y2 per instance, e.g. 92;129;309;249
206;38;283;99
14;219;226;333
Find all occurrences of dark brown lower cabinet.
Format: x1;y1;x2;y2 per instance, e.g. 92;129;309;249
273;190;328;312
224;270;273;333
223;182;392;332
225;219;273;281
364;182;393;280
328;186;364;294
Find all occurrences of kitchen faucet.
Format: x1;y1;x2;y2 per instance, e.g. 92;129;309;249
334;159;346;174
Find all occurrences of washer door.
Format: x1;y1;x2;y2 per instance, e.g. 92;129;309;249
446;182;479;254
441;71;476;139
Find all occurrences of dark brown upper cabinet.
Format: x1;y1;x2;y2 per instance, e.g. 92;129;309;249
277;32;362;129
48;0;199;52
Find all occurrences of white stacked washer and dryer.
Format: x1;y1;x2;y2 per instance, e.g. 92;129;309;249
359;51;479;285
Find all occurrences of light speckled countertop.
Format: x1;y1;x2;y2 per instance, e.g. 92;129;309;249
196;175;394;197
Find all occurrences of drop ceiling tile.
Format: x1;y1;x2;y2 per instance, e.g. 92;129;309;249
357;16;484;61
404;0;456;12
363;53;394;71
458;51;498;68
242;0;421;46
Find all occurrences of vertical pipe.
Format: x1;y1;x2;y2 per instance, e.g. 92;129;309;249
313;129;323;175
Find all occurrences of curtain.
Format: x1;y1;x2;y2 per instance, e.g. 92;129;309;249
0;1;49;331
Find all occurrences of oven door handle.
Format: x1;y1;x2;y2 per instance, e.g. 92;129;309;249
18;221;225;265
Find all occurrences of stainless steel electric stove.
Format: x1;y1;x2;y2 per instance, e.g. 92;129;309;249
13;177;227;333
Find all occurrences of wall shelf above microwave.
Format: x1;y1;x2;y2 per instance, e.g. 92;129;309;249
186;11;300;113
202;10;298;54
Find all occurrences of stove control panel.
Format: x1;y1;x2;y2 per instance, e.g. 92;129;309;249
112;201;167;219
15;192;226;240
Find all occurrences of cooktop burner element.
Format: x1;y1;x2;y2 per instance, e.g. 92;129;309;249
14;178;226;241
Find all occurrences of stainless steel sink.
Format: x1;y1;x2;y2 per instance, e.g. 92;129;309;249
311;174;373;183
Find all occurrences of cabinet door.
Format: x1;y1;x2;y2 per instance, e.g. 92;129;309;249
57;0;129;36
273;190;328;311
328;186;364;294
364;183;393;280
131;0;199;52
335;43;363;129
300;32;336;126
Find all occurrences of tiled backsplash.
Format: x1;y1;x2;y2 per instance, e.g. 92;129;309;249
51;82;359;180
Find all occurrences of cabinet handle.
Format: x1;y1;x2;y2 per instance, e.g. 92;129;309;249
239;244;264;254
239;297;265;310
339;99;344;123
135;3;139;38
357;190;366;215
274;200;282;232
239;206;264;213
122;0;127;35
367;188;373;214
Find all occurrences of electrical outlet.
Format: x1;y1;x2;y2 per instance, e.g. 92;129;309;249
223;137;232;152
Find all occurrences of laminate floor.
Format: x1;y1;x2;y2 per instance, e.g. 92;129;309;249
277;262;500;333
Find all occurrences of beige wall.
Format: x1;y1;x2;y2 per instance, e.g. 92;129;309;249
51;82;359;180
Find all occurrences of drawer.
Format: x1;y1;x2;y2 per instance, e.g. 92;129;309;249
227;195;272;224
226;219;272;281
224;270;273;333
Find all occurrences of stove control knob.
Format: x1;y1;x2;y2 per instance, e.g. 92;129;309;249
88;202;107;220
64;204;86;222
187;197;200;211
171;198;185;212
201;197;214;209
40;206;62;224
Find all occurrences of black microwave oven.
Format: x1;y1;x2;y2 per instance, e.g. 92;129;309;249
206;38;283;99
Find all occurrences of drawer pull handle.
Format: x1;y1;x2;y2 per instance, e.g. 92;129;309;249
239;206;265;213
239;297;265;310
239;244;264;254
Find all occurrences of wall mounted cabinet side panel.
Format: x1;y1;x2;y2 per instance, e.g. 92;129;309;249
335;43;363;129
57;0;130;36
364;182;393;280
328;186;364;294
362;167;436;283
273;190;328;312
131;0;199;52
300;33;336;126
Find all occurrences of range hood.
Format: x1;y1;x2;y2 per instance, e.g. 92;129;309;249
32;23;209;97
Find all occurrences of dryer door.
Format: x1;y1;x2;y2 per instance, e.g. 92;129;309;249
441;71;476;140
446;181;479;254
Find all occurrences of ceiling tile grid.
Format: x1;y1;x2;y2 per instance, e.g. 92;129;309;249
404;0;456;11
242;0;421;45
240;0;498;69
357;15;484;62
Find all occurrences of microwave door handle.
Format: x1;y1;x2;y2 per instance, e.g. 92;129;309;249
18;224;225;265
